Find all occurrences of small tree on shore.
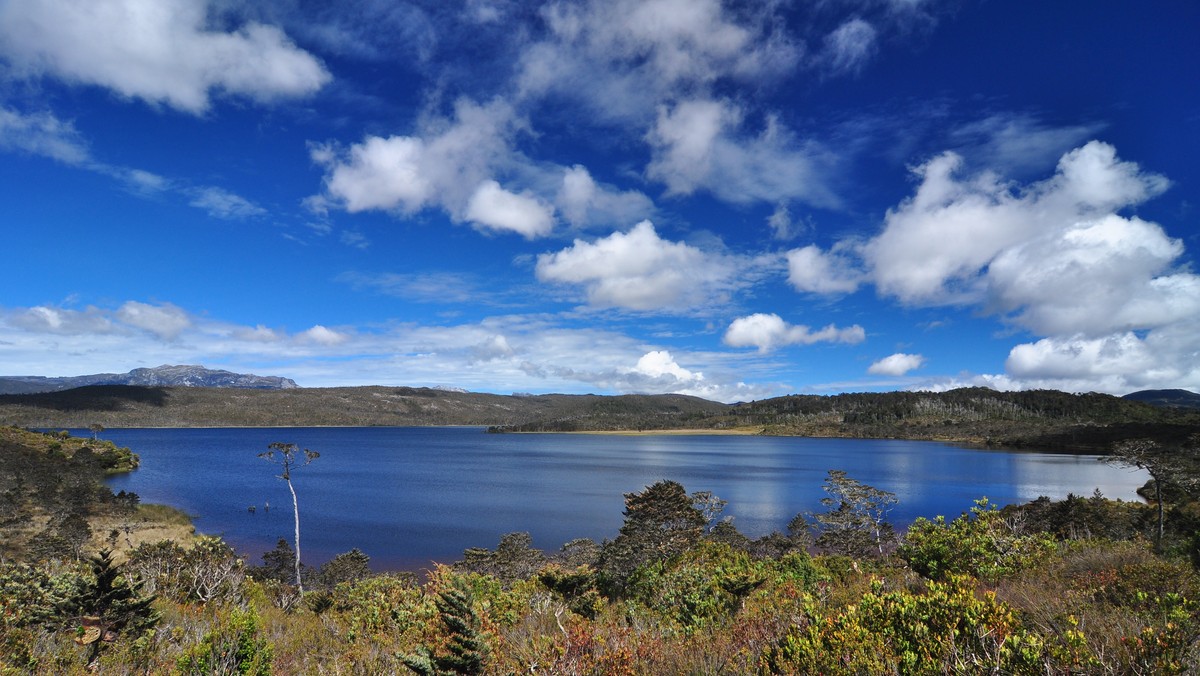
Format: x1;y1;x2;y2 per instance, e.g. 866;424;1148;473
259;442;319;593
1105;437;1200;551
810;470;898;558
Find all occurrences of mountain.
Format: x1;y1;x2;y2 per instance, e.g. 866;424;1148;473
0;365;298;394
1123;389;1200;409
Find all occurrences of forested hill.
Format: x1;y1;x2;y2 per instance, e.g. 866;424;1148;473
1;385;1197;452
0;385;728;429
497;387;1200;451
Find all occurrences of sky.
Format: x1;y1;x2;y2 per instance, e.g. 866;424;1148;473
0;0;1197;403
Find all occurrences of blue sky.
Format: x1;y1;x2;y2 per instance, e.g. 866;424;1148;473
1;0;1197;402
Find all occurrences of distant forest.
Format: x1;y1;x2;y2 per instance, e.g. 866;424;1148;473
1;384;1198;452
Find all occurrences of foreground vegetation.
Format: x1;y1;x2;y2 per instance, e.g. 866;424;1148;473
3;426;1200;673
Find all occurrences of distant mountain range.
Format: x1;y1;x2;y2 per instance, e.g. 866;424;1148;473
1122;389;1200;409
0;365;298;394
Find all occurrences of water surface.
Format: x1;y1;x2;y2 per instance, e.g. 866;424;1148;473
102;427;1148;570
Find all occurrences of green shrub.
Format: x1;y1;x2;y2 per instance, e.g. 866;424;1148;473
900;498;1057;582
176;608;273;676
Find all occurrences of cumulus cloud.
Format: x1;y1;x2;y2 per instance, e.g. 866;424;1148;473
312;98;650;236
535;220;741;311
793;140;1197;393
517;0;799;119
0;0;330;114
115;301;192;341
297;325;349;346
471;334;516;362
633;350;702;382
914;324;1199;396
986;215;1200;336
861;140;1170;306
787;245;863;294
556;165;655;229
465;180;555;238
723;313;865;352
868;352;925;376
645;99;839;207
310;98;511;213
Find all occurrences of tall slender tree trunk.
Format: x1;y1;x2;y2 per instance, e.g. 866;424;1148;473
1155;477;1164;552
287;477;303;593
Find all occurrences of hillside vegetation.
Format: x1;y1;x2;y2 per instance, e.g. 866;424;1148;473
499;387;1200;451
0;427;192;563
2;385;1198;452
0;385;728;429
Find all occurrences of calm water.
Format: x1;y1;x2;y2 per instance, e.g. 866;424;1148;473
100;427;1148;570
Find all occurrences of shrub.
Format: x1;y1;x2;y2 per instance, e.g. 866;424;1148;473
900;498;1057;582
176;607;273;676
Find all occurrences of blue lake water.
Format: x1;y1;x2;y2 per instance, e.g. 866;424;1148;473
100;427;1149;570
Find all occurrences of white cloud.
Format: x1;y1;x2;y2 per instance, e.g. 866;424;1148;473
646;99;840;207
723;313;866;352
951;113;1105;177
0;107;90;165
471;334;516;362
310;100;657;235
9;305;114;335
465;180;554;238
832;140;1198;394
298;325;349;346
0;108;274;224
187;187;267;220
986;215;1200;336
556;165;654;229
0;300;790;402
787;245;863;294
633;350;701;382
535;220;741;311
970;324;1200;395
821;18;878;75
868;353;925;376
862;140;1170;305
115;301;192;341
767;203;800;240
233;325;282;343
517;0;799;118
313;134;435;213
0;0;330;114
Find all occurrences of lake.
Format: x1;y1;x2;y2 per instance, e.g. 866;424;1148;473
100;427;1149;570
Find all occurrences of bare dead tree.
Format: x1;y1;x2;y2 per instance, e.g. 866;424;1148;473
259;442;319;593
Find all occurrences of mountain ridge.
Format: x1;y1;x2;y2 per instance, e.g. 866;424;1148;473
1123;389;1200;409
0;365;298;394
